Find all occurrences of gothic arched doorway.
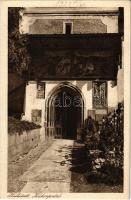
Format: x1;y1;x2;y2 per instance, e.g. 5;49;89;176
46;83;84;139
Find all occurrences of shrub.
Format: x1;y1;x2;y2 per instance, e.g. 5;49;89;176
8;117;41;135
85;103;124;185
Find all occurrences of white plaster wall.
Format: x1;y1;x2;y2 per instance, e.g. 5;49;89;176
24;82;45;125
117;38;124;103
73;81;93;119
108;81;118;108
24;80;93;123
24;83;36;121
20;15;118;34
24;80;120;126
100;16;118;33
117;69;124;103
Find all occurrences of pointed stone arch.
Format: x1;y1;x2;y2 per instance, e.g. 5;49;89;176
45;82;85;139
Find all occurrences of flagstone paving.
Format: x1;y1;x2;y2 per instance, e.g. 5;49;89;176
9;139;123;195
20;139;74;193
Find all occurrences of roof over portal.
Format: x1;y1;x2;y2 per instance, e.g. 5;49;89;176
24;7;119;15
28;33;121;51
28;33;122;80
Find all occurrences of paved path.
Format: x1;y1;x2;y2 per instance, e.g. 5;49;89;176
20;139;75;193
10;138;123;194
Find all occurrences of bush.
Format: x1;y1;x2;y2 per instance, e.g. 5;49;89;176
8;117;41;135
84;103;124;185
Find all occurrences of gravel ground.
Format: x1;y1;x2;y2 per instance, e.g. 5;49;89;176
8;140;54;193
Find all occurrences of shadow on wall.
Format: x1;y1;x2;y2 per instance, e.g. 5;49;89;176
8;83;26;119
75;80;117;93
75;81;93;91
45;80;93;99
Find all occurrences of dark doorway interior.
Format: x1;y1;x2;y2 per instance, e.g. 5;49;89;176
53;86;83;139
65;23;72;34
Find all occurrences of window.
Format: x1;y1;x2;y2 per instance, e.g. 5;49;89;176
37;82;45;99
93;81;107;109
63;22;73;34
31;109;42;124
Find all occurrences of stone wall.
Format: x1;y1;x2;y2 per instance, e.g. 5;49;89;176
29;18;107;34
8;128;43;162
21;10;118;34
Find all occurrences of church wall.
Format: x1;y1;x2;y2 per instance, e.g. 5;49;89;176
117;69;124;103
108;81;118;112
24;80;121;122
21;7;123;140
21;15;118;34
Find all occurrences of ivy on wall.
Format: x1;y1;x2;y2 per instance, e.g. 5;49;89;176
8;7;30;78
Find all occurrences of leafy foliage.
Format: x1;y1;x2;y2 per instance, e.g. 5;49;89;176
8;7;30;76
8;117;41;135
84;103;124;185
